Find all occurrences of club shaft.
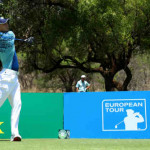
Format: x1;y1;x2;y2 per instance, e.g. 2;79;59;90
115;120;124;126
15;38;25;42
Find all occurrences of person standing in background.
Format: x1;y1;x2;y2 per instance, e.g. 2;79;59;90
76;75;90;92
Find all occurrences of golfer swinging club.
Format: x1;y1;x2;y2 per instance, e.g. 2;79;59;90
0;17;22;141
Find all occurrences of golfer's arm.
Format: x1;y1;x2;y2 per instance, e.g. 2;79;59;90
138;114;144;122
86;85;90;90
76;87;79;92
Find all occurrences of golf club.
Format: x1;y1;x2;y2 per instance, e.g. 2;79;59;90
15;37;34;44
115;120;124;129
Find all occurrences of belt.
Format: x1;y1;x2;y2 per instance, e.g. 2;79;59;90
0;68;19;76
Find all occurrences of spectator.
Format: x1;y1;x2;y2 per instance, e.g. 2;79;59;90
76;75;90;92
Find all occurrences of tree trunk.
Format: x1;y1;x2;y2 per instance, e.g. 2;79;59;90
104;76;115;91
122;66;132;91
65;84;73;92
103;66;132;91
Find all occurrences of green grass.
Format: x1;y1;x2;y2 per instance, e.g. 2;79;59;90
0;139;150;150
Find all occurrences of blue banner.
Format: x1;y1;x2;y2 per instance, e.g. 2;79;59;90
64;91;150;139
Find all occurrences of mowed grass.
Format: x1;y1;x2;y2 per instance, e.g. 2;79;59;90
0;139;150;150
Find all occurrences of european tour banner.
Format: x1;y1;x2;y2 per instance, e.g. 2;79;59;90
64;91;150;139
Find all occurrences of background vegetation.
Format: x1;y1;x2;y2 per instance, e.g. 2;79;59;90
1;0;150;92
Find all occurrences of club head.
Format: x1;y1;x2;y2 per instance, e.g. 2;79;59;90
115;125;117;129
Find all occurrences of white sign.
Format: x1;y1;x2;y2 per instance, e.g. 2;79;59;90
102;99;147;131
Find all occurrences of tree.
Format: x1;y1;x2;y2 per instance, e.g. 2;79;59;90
30;0;150;91
1;0;150;91
37;69;83;92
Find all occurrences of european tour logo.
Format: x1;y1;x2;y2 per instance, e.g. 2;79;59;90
102;99;147;131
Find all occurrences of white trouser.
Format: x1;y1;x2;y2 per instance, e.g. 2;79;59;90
0;68;21;138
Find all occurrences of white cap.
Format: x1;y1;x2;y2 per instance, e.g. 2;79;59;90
81;75;86;78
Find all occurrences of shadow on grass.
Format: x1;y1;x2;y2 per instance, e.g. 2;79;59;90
0;140;10;141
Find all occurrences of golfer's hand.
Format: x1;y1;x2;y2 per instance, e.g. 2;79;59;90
24;37;34;43
134;112;140;116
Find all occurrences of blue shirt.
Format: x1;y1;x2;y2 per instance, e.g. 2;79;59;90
0;31;19;71
76;80;90;92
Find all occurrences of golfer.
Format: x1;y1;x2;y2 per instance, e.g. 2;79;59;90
0;17;22;141
76;75;90;92
124;109;144;130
